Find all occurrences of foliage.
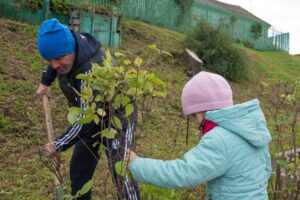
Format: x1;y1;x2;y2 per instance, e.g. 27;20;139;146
115;159;133;181
185;19;248;81
50;0;73;15
64;180;93;199
67;46;169;130
258;79;300;199
25;0;42;10
66;46;170;196
251;21;263;39
140;185;182;200
25;0;73;15
0;115;12;133
175;0;194;27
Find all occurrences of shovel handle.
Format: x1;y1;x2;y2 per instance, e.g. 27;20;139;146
43;95;55;142
42;95;61;186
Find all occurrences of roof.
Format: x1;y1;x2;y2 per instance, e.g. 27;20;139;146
198;0;270;26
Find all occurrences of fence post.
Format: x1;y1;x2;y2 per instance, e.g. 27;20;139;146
42;0;50;21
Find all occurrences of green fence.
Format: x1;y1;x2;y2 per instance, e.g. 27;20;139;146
0;0;289;51
0;0;120;47
67;0;112;7
0;0;68;24
120;0;180;30
120;0;289;52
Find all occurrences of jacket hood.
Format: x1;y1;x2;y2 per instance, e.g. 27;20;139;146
72;31;102;72
205;99;271;148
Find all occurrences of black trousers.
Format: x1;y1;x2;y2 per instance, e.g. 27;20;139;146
70;123;140;200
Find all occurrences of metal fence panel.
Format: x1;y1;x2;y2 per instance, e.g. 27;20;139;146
0;0;289;51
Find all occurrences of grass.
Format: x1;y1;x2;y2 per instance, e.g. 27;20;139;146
0;17;300;199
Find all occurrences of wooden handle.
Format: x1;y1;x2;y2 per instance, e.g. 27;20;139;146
43;95;55;142
42;95;60;186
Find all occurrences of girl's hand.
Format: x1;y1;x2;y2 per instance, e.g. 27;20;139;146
129;150;138;161
126;149;138;162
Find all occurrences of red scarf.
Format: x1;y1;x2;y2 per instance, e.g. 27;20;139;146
202;120;218;136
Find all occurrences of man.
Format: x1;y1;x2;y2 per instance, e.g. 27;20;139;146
36;18;140;200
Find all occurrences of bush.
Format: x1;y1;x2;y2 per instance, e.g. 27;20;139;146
185;19;248;81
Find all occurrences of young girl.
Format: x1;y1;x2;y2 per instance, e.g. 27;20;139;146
128;71;272;199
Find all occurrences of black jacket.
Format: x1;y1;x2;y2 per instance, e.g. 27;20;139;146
41;32;136;151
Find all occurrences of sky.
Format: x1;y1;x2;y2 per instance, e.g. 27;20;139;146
218;0;300;55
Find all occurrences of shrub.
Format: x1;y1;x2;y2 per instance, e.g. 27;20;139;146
185;19;248;81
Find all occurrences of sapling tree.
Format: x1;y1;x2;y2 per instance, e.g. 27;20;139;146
66;45;171;198
259;78;300;200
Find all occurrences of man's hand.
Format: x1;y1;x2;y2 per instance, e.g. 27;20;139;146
36;83;50;100
43;143;57;158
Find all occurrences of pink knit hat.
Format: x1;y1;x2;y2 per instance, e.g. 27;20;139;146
181;71;233;116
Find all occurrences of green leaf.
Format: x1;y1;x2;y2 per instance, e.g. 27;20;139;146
77;107;95;124
127;88;143;96
67;107;83;124
121;96;130;106
143;82;153;93
150;76;164;85
161;50;173;57
115;160;127;177
134;57;143;68
114;160;134;181
126;88;137;96
124;59;131;65
112;116;122;129
93;115;99;124
148;44;160;52
114;52;125;57
125;104;134;117
97;108;106;117
101;128;117;139
118;66;124;73
76;73;87;80
98;144;108;155
107;87;116;101
286;182;293;191
91;102;96;109
95;94;104;102
126;68;137;75
82;87;93;100
152;91;167;97
92;141;99;147
276;159;288;167
78;115;94;124
105;49;112;63
75;180;93;197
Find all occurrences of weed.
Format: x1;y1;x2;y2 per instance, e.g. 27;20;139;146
140;185;182;200
0;115;12;133
28;55;44;74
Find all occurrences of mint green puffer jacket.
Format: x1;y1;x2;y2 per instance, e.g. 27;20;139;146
129;99;272;200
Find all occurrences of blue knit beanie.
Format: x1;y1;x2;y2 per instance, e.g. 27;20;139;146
37;18;75;60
